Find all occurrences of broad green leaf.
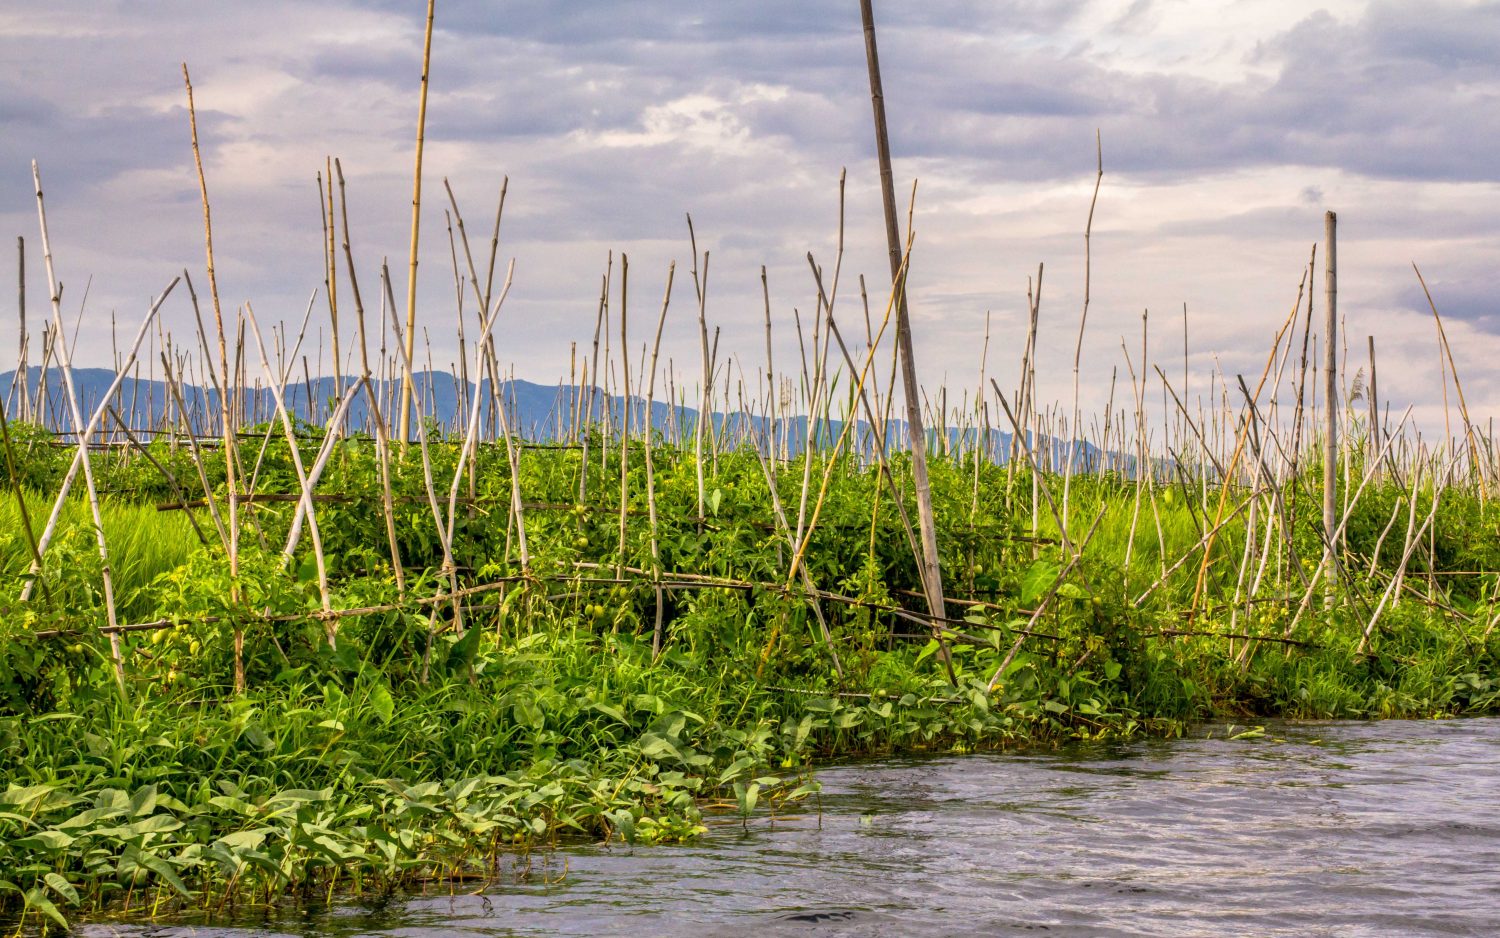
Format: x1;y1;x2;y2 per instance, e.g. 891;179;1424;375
43;873;78;905
14;830;73;851
369;684;395;725
588;701;629;724
23;887;68;929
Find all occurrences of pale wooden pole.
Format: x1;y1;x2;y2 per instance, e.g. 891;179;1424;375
324;158;342;395
858;0;946;627
397;0;437;443
182;62;247;691
1322;210;1338;580
1367;335;1379;481
14;237;24;423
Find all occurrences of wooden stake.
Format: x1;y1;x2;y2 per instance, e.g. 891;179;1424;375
182;63;245;691
397;0;437;444
859;0;946;626
1322;211;1338;583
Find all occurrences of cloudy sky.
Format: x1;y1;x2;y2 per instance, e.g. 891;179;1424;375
2;0;1498;435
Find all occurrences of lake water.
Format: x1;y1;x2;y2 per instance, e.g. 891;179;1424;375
83;718;1500;937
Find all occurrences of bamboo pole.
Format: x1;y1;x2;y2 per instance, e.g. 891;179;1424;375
321;160;342;396
243;303;338;647
397;0;437;445
688;216;711;522
440;181;527;569
1062;132;1103;528
859;0;946;626
1367;335;1380;480
616;255;630;580
1322;211;1338;582
1414;263;1484;500
13;237;24;423
334;159;406;594
181;63;247;692
29;165;178;691
644;263;674;656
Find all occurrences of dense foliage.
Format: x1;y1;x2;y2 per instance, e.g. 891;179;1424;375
2;422;1498;931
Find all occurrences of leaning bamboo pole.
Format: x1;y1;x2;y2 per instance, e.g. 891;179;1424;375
29;164;179;690
441;184;528;569
243;303;340;646
181;63;249;692
1415;263;1485;500
859;0;946;627
335;159;407;594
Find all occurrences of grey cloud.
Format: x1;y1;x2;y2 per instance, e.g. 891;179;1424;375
0;96;216;195
362;0;1088;45
865;3;1500;184
1364;1;1500;69
1397;275;1499;332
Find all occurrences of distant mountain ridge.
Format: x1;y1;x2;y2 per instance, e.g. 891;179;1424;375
1;366;1128;471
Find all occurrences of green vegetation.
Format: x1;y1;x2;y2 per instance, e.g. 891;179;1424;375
2;418;1497;932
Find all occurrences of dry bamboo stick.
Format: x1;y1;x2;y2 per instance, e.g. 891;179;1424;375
644;263;675;655
616;255;631;580
1322;211;1339;585
397;0;437;445
181;63;247;691
687;216;711;522
1414;263;1485;499
439;178;525;566
335;159;407;594
1062;132;1103;528
244;303;338;647
382;261;465;680
28;165;179;691
19;278;179;602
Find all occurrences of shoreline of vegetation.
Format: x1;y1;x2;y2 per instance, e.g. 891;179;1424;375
4;420;1498;932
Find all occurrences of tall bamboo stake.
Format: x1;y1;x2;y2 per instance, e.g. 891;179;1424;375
645;264;675;656
1367;336;1380;480
687;217;711;522
1322;211;1338;583
859;0;946;626
334;159;406;594
397;0;437;444
321;160;342;395
182;63;246;692
616;255;631;580
1062;132;1103;528
13;237;24;423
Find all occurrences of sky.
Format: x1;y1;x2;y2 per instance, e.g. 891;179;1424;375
2;0;1498;436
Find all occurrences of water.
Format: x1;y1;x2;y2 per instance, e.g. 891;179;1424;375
85;719;1500;937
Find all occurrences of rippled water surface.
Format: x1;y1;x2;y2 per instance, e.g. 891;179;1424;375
86;719;1500;937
